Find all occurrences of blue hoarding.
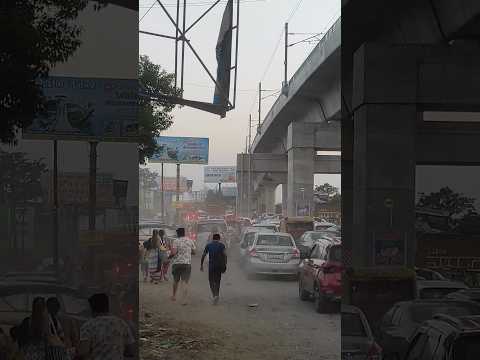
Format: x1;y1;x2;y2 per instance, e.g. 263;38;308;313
150;136;209;164
23;76;138;142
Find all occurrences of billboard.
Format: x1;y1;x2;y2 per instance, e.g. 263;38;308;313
204;166;236;183
46;172;115;208
157;177;188;192
23;76;138;141
150;136;209;164
213;0;233;116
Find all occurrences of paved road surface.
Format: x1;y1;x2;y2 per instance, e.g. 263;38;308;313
140;244;340;360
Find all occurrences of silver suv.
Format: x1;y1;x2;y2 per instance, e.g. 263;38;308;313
243;232;300;278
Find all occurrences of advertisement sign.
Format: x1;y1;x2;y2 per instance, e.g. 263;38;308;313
150;136;209;164
204;166;236;183
23;76;138;141
157;177;188;192
47;172;115;207
374;231;406;266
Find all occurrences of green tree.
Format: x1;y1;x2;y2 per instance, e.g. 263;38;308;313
417;187;476;218
315;183;339;197
139;167;158;209
1;1;108;143
139;55;181;164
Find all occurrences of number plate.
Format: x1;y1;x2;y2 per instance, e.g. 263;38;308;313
267;254;284;260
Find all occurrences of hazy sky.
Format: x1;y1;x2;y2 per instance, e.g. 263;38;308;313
139;0;341;194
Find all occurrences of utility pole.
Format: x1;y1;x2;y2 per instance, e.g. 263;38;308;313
258;82;261;134
176;163;180;225
161;163;165;222
248;114;252;151
284;22;288;88
53;140;59;279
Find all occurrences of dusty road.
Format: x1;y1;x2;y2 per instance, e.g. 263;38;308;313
140;245;340;360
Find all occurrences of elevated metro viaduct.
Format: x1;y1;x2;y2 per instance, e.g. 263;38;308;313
238;0;480;268
237;19;341;218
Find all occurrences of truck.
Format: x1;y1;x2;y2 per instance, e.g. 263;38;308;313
280;216;314;242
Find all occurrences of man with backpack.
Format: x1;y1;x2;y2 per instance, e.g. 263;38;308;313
200;233;227;305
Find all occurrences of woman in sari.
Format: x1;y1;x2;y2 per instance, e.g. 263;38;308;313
148;230;162;283
159;229;172;281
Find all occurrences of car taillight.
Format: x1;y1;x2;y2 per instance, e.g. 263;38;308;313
292;248;300;258
248;249;257;257
367;342;382;360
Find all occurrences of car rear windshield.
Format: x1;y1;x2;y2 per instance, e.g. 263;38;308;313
419;287;464;299
328;245;342;262
197;223;227;233
453;335;480;360
410;303;480;324
341;313;367;337
257;235;293;247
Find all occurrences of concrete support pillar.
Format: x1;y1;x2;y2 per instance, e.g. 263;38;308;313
352;43;417;267
263;185;276;214
287;122;315;217
236;153;252;217
281;183;288;216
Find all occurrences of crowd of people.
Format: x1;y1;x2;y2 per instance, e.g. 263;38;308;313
140;227;228;306
140;229;172;284
0;294;135;360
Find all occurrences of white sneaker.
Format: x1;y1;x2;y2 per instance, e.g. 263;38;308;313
213;296;219;305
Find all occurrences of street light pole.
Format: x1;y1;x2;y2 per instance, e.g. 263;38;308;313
284;22;288;87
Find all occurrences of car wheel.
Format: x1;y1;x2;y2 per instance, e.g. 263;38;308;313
314;287;327;313
298;279;310;301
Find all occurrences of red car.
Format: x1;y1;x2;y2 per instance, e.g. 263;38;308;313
298;242;342;313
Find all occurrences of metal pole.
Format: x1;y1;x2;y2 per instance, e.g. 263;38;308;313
89;142;98;231
176;163;180;224
174;0;180;88
161;163;165;222
247;150;251;218
284;22;288;87
258;82;261;133
181;0;187;94
248;114;252;151
53;140;59;278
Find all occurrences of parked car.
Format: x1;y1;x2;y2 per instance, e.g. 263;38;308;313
405;314;480;360
414;267;447;281
251;223;278;233
416;279;467;299
296;231;336;259
194;219;229;250
297;237;336;281
446;288;480;303
378;299;480;360
242;232;300;278
298;242;342;312
0;282;90;334
342;305;383;360
238;227;276;266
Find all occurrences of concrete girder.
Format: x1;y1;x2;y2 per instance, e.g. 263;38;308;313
251;18;341;154
287;122;341;151
353;43;480;112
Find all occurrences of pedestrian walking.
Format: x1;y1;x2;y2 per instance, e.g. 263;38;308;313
47;297;79;358
78;293;135;360
139;241;149;282
147;230;162;283
17;297;49;360
169;227;196;305
200;233;227;305
159;229;171;281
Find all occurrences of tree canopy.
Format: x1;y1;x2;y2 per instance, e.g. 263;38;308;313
417;187;476;218
138;55;180;164
315;183;339;196
1;1;107;143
